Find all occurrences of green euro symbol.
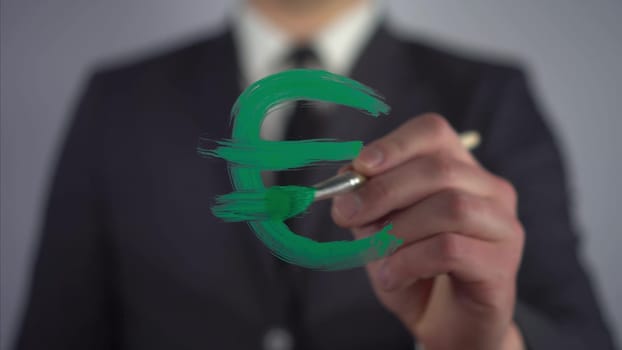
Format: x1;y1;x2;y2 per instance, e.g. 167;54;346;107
203;69;403;270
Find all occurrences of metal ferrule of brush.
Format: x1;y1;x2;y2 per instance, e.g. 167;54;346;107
312;171;367;201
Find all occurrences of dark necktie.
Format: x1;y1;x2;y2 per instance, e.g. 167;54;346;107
274;47;323;346
277;46;324;189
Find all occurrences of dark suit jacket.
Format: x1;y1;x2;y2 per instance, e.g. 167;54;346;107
16;26;616;349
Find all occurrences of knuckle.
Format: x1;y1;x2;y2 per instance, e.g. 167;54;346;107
436;233;466;264
429;155;459;187
445;190;476;223
383;136;409;160
511;220;526;244
496;176;518;204
422;113;452;139
478;283;511;310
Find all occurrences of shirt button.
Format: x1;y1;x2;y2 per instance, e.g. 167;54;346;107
262;327;294;350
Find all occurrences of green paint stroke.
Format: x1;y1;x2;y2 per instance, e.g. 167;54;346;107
212;186;316;222
203;69;403;270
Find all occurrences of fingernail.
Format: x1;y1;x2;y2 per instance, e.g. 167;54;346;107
379;261;393;290
358;146;383;169
333;193;361;220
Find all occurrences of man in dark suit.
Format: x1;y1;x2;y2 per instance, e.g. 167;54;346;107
16;0;616;349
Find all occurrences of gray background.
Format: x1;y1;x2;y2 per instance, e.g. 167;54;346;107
1;0;621;348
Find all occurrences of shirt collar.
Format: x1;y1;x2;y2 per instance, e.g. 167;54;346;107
232;1;381;87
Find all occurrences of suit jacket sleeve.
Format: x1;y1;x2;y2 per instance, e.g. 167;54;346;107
480;69;616;349
16;73;117;350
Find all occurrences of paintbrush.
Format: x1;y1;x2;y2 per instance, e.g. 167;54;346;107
212;131;481;222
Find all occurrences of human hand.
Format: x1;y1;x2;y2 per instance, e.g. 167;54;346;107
331;114;525;350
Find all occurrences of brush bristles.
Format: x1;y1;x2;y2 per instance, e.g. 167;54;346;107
212;186;316;222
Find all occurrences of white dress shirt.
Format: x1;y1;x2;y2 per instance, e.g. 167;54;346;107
231;0;381;140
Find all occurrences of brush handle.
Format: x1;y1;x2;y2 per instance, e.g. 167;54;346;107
311;131;480;202
459;131;481;151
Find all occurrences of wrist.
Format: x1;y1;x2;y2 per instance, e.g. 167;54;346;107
413;322;525;350
502;322;526;350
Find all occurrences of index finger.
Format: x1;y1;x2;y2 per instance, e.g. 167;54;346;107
352;113;476;176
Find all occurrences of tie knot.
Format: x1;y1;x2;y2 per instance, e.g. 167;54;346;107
287;45;319;68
